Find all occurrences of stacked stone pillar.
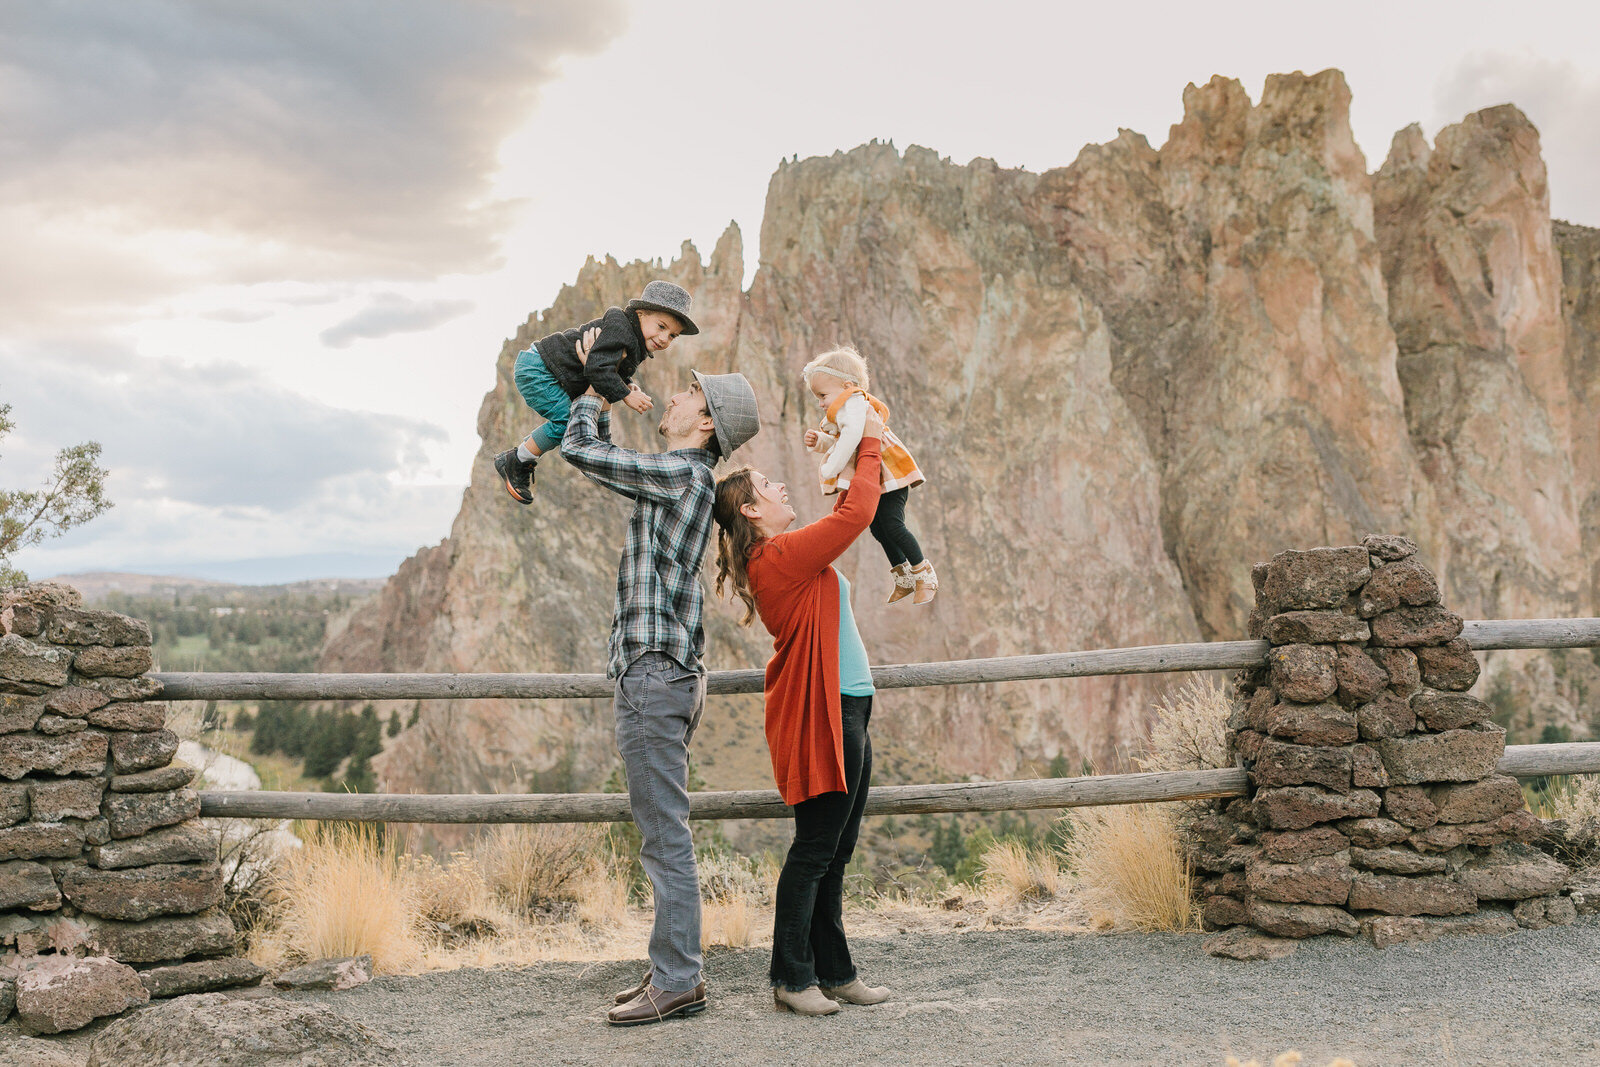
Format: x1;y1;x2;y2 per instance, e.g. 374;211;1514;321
0;583;259;1032
1195;536;1573;948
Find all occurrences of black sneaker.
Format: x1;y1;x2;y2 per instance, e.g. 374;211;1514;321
494;449;536;504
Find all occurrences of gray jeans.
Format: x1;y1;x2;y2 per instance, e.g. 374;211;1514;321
615;651;706;993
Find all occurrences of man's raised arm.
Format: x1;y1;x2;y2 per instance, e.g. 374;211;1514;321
561;393;697;505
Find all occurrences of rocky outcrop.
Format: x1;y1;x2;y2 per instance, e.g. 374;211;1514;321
322;69;1600;805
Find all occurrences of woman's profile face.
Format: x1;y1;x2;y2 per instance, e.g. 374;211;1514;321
745;471;795;534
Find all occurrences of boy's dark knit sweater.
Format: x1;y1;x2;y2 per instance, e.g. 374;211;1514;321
535;307;652;403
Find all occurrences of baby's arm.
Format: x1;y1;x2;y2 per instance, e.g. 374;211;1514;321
818;394;868;479
805;427;837;454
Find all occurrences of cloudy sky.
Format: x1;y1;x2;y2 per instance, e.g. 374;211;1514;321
5;0;1598;583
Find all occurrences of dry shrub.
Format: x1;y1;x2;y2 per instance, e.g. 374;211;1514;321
979;840;1065;906
253;823;423;974
1141;677;1232;773
472;823;609;915
1226;1055;1355;1067
1542;774;1600;824
408;851;509;940
698;850;766;905
1062;803;1199;932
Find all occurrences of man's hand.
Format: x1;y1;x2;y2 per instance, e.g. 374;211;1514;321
582;384;611;411
574;326;600;365
862;405;885;441
803;428;820;448
623;384;653;414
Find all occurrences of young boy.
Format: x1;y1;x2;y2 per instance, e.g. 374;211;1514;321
493;280;699;503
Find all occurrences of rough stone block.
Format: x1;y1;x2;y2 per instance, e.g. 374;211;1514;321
272;954;373;992
1368;647;1421;696
103;788;199;839
81;909;236;963
0;634;71;686
61;861;223;921
43;685;111;718
1361;909;1516;948
1383;785;1439;829
109;762;196;793
83;991;401;1065
1356;691;1416;740
1263;547;1372;611
139;957;265;998
0;860;63;909
0;780;28;826
71;644;153;679
1233;728;1266;762
35;714;87;735
1351;744;1389;787
43;607;151;648
1257;826;1350;863
1410;810;1545;853
1251;739;1353;792
1355;558;1440;618
1369;605;1464;648
1202;926;1298;959
0;693;45;734
1349;846;1446;875
1334;645;1388;706
0;821;85;861
109;729;179;774
86;702;166;732
1511;895;1575;929
1264;611;1371;645
1253;787;1380;830
90;823;216;870
1415;640;1480;691
1455;843;1570;901
1361;534;1418;562
14;954;149;1035
77;675;161;702
27;777;105;821
1247;852;1353;905
1337;817;1416;848
1375;723;1505;784
1411;690;1492;732
1247;899;1359;938
1262;701;1357;746
0;730;109;780
1199;871;1248;898
1429;775;1525;825
1269;644;1338;703
1347;871;1476;915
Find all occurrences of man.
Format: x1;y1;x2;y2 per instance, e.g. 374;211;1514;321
561;364;760;1026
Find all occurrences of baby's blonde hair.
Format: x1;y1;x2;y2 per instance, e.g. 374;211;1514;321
801;345;870;392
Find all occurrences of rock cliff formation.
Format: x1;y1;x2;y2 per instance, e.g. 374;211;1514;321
320;70;1600;805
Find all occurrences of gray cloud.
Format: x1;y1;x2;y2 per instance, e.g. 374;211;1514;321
0;343;447;511
320;293;475;348
0;0;624;319
1434;52;1600;226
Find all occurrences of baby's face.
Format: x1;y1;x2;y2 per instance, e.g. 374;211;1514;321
638;311;685;353
808;371;850;406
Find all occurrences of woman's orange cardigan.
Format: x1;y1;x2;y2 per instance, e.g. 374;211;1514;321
747;442;883;805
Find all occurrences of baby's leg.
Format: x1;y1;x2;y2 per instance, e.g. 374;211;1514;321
868;488;923;568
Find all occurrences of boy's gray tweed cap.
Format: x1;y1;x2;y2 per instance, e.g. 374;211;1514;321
691;370;759;459
627;280;700;335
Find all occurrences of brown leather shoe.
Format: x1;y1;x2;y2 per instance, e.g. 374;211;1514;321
606;982;707;1026
613;970;652;1005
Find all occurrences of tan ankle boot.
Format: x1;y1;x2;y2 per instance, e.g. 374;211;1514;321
887;562;916;603
773;986;840;1016
911;561;938;605
818;977;890;1004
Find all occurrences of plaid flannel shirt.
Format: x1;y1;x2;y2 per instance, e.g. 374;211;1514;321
561;395;717;679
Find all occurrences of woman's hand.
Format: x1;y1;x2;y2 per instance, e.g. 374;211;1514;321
623;383;653;413
803;428;820;448
861;404;885;441
574;326;600;365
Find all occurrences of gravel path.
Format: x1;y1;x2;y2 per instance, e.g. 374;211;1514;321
261;918;1600;1065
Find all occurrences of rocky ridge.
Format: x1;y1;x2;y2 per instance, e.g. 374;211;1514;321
321;70;1600;804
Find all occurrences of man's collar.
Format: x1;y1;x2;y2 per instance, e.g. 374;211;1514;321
667;446;716;468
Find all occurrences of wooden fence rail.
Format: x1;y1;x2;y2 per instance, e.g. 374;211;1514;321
196;742;1600;825
155;617;1600;702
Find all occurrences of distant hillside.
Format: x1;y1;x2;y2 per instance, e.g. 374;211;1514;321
60;571;385;604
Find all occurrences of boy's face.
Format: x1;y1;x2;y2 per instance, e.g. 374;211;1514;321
637;310;685;353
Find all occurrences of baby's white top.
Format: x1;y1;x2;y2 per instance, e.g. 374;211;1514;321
818;392;870;480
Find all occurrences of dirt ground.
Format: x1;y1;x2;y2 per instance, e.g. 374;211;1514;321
27;915;1600;1066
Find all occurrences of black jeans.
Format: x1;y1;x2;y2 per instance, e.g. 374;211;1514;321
770;694;873;991
868;487;923;568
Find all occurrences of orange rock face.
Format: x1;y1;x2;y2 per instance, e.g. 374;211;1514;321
320;70;1600;805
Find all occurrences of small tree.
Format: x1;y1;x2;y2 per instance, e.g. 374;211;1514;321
0;404;111;586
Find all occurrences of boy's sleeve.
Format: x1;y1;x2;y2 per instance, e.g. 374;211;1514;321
561;395;698;504
818;394;868;479
581;310;637;403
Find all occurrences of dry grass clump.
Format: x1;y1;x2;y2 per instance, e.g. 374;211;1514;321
979;840;1066;906
1226;1055;1355;1067
1541;774;1600;824
1140;677;1232;773
1062;803;1200;932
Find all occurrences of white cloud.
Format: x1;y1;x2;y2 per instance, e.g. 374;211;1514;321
320;293;475;348
1433;51;1600;225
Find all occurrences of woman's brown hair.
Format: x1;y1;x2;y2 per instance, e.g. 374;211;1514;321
712;466;763;626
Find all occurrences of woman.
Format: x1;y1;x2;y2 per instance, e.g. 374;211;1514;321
711;403;892;1016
